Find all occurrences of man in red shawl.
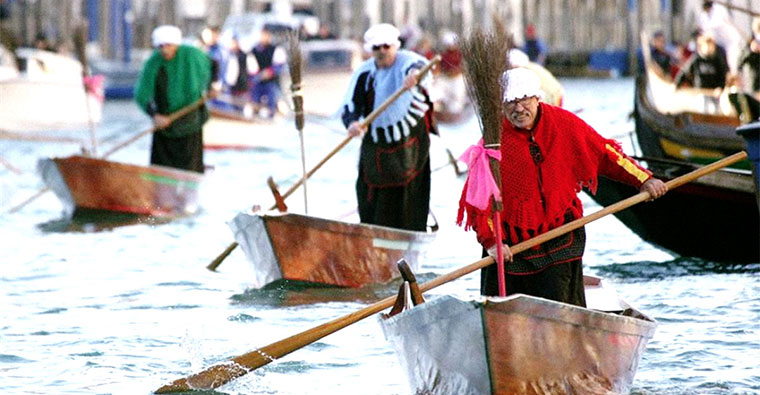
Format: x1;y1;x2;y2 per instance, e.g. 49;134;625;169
457;67;667;307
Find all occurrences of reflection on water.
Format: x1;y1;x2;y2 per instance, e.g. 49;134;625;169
231;278;403;307
594;257;760;281
36;209;177;233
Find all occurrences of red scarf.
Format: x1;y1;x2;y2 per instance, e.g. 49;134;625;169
458;103;625;242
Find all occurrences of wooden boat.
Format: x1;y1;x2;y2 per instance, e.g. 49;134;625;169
38;155;203;218
588;158;759;263
0;47;103;133
203;97;286;150
380;275;656;395
229;212;436;288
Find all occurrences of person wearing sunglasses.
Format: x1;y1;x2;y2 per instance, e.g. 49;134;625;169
457;67;667;307
340;23;435;232
134;25;213;173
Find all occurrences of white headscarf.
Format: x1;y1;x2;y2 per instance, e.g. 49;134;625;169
502;67;543;103
152;25;182;47
363;23;401;53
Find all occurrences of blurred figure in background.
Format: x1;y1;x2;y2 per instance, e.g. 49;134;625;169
249;27;286;118
740;17;760;100
522;23;547;65
650;30;677;78
698;0;742;75
201;25;225;91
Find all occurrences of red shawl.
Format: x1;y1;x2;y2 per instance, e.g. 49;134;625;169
457;103;651;246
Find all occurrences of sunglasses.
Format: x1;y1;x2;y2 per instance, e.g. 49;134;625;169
372;44;392;51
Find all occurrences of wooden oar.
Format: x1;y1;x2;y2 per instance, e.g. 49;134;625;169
156;151;747;394
0;156;23;175
5;98;206;214
205;55;442;272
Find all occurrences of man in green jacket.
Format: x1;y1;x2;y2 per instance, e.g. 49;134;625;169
134;25;212;173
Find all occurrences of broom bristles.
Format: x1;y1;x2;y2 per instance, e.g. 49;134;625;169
460;28;512;147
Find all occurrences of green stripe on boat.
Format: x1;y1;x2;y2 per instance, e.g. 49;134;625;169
141;173;200;188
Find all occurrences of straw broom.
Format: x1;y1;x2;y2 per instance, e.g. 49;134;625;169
286;31;308;213
459;27;513;296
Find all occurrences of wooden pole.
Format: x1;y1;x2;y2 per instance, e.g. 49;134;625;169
156;151;747;394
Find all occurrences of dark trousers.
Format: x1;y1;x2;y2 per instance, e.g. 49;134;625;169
150;131;204;173
356;160;431;232
480;257;587;307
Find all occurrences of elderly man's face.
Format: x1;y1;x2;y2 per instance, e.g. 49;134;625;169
372;43;398;68
159;43;179;60
503;96;539;129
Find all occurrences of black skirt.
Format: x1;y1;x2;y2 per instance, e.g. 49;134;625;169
150;131;204;173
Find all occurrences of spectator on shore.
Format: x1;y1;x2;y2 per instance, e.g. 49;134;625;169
699;0;743;75
740;17;760;99
650;30;676;78
675;32;730;91
249;27;286;118
522;23;547;65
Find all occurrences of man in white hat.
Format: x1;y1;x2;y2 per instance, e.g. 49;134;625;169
340;23;435;231
457;67;667;306
134;25;213;173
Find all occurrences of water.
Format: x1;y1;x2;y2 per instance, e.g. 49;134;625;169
1;77;759;395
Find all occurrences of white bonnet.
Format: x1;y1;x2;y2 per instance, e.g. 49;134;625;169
502;67;543;103
441;30;457;47
507;48;530;68
363;23;401;52
152;25;182;47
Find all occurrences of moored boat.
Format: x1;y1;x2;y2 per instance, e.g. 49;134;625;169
38;155;203;218
380;275;656;395
229;211;436;288
0;47;103;133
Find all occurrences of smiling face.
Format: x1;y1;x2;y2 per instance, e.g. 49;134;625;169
503;96;539;130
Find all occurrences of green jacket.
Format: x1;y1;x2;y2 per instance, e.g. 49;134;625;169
134;45;211;137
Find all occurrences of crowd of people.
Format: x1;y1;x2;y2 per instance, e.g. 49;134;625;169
646;1;760;105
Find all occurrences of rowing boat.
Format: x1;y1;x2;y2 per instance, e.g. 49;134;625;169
229;212;436;288
38;155;202;218
380;275;656;394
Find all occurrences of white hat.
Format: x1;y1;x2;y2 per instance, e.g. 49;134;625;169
152;25;182;47
507;48;530;67
502;67;543;103
441;31;457;47
363;23;401;53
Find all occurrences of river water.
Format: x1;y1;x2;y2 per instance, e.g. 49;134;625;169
1;77;758;395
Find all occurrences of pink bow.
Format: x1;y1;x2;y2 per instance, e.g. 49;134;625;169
459;139;502;210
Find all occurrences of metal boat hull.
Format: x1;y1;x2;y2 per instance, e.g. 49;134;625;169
380;277;656;395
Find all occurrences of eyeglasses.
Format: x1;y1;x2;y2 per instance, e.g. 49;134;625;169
504;96;535;110
372;44;391;51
